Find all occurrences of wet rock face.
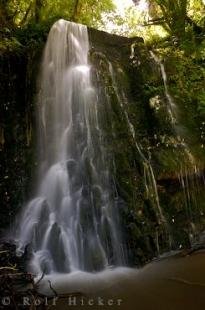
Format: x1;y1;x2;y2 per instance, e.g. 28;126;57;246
0;24;205;266
0;50;38;234
88;27;205;264
0;52;27;232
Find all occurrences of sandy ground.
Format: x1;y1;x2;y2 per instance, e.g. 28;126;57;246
39;251;205;310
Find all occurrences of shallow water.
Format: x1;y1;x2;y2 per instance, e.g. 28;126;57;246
36;251;205;309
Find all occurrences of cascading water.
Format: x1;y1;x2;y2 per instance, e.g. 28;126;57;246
107;62;172;252
14;19;125;275
150;50;204;244
108;63;165;224
150;51;177;125
150;50;195;161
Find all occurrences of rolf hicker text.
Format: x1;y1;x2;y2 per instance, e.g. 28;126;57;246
1;296;123;307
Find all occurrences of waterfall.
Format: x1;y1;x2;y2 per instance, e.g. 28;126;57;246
14;19;125;275
150;51;177;125
150;50;204;244
108;63;165;222
107;62;172;251
150;51;195;161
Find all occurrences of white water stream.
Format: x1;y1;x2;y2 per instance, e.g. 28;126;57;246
14;20;125;275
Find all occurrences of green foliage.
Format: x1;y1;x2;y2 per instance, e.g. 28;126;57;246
119;0;203;46
76;0;115;27
189;0;205;27
14;21;50;47
0;0;115;29
151;0;188;37
0;0;115;53
148;0;204;41
197;92;205;115
150;43;205;164
155;45;205;113
0;36;22;54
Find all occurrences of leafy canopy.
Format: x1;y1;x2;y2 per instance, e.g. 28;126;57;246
0;0;115;29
